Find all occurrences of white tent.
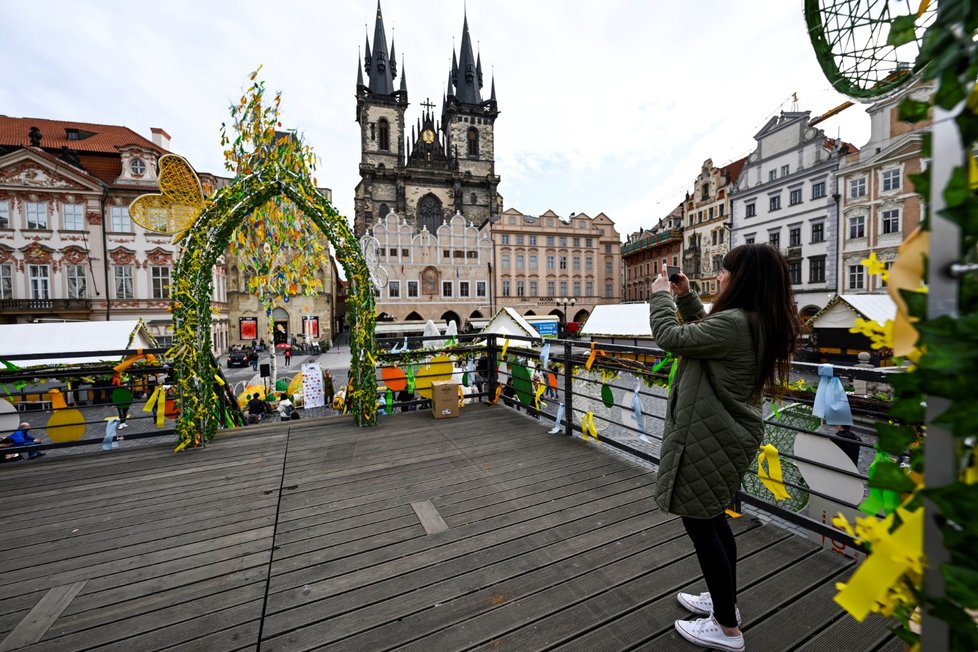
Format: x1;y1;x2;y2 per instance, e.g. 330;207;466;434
808;294;897;328
478;307;540;341
0;320;157;367
580;303;653;337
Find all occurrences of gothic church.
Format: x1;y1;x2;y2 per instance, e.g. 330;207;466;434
354;2;501;236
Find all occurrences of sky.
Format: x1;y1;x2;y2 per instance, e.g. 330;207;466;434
1;0;873;241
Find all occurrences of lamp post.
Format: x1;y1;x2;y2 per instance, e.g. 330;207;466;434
556;296;576;323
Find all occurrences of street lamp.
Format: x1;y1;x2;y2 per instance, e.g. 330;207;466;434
556;297;576;321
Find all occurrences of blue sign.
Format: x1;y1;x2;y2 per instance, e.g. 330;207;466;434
532;321;558;337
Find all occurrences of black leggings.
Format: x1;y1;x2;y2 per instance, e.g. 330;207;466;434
682;514;738;628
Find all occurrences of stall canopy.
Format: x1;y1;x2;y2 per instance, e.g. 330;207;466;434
580;303;653;337
806;294;896;328
0;320;157;368
478;307;541;340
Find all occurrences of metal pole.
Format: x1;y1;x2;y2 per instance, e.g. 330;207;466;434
563;339;574;437
920;103;963;652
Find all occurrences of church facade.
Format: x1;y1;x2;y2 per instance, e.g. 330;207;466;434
353;3;502;237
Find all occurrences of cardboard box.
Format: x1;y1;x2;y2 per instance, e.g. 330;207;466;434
431;380;459;419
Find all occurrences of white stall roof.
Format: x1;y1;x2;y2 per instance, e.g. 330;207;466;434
0;320;157;367
580;303;653;337
478;307;540;340
374;321;447;335
809;294;897;329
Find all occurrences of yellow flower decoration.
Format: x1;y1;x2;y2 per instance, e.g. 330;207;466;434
861;251;888;277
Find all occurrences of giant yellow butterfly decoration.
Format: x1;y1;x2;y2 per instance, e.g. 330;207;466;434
128;155;205;235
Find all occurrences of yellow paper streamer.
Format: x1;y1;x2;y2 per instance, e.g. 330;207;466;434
214;374;226;387
143;385;167;428
487;385;503;405
534;383;547;411
834;506;924;621
174;439;190;453
366;351;377;366
585;343;598;371
500;339;510;360
757;444;791;500
580;411;599;442
887;227;929;357
724;508;742;518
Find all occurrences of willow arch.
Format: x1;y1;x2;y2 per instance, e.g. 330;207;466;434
171;165;377;447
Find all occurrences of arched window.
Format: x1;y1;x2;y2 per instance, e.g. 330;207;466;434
378;118;390;151
405;311;424;321
417;194;443;234
466;127;479;156
379;203;389;218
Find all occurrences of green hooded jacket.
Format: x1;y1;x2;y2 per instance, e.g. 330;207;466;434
649;291;764;518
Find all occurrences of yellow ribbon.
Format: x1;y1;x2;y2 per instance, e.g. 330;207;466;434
500;339;510;360
724;508;742;518
174;438;190;453
580;411;599;442
534;383;547;411
214;374;226;387
366;351;377;366
757;444;791;500
487;385;503;405
143;385;167;428
585;343;597;371
458;385;466;408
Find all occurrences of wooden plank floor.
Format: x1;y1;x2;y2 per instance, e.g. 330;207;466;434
0;406;899;651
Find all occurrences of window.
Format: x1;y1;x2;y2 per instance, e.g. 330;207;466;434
130;158;146;176
810;256;826;283
151;266;171;299
573;281;581;295
812;181;826;199
442;281;453;297
789;227;801;247
470;192;477;205
712;231;718;246
585;238;592;247
500;234;510;245
604;243;612;254
110;206;132;232
745;202;756;218
849;215;865;239
529;281;537;296
585;256;593;272
769;170;777;182
63;203;84;230
0;201;8;228
467;127;479;156
378;118;390;151
528;254;537;269
559;236;567;247
443;250;451;259
811;222;825;243
114;265;134;299
26;202;47;229
29;264;50;300
502;280;511;296
459;281;470;297
769;195;781;211
516;235;524;245
547;280;555;296
559;255;567;270
781;165;790;177
476;281;486;297
528;235;537;246
585;281;593;296
516;254;524;270
0;264;11;299
605;260;613;274
745;236;755;244
849;177;867;198
882;208;900;234
849;264;865;289
605;283;613;298
546;236;555;246
560;281;568;295
572;237;580;247
546;255;555;270
788;261;801;285
789;188;802;205
769;231;781;247
882;168;901;192
572;256;581;271
516;280;525;296
408;281;419;297
388;280;400;298
389;248;397;258
708;207;714;219
402;248;409;258
501;253;510;270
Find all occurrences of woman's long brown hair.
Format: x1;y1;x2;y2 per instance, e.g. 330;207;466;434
710;243;802;399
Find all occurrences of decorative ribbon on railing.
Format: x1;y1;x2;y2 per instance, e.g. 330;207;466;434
534;383;547;411
832;505;923;622
213;374;225;387
858;451;903;516
757;443;791;500
549;404;565;434
487;385;503;405
581;411;599;442
630;382;648;442
406;365;416;394
812;363;853;425
539;342;550;370
500;339;510;361
771;401;782;420
584;343;606;371
651;354;671;374
366;350;377;367
724;508;742;518
102;416;120;451
112;349;157;386
385;388;393;414
142;385;168;428
458;385;466;408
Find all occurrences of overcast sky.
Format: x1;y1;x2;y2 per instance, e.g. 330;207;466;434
1;0;872;240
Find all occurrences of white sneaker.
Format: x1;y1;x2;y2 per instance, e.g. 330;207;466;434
677;592;741;625
675;614;744;652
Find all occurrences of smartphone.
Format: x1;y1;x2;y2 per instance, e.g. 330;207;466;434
667;266;682;283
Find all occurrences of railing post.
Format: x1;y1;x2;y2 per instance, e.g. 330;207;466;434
563;339;574;437
486;334;498;402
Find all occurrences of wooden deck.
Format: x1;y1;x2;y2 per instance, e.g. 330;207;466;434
0;406;899;651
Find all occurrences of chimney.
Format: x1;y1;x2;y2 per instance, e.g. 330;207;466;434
150;127;171;151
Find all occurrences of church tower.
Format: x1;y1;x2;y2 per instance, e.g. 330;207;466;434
354;3;501;236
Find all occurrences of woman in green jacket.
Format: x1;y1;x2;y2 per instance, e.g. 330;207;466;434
649;243;800;652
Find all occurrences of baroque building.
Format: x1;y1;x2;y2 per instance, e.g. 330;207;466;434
353;3;502;236
491;208;622;331
730;111;856;318
837;83;932;295
0;116;228;351
681;157;746;301
623;203;683;302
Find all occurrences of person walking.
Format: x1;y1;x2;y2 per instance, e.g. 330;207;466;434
249;348;259;372
648;243;800;652
283;345;292;367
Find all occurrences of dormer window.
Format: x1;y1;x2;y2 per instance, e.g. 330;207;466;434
66;129;80;140
130;158;146;176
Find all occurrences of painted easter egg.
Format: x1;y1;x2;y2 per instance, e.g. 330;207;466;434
414;355;454;399
46;408;86;443
380;366;407;392
512;363;533;406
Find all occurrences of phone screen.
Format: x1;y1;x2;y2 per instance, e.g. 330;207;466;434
667;266;681;283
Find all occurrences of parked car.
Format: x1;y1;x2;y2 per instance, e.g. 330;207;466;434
227;346;249;368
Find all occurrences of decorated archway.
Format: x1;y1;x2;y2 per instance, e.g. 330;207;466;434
169;165;377;446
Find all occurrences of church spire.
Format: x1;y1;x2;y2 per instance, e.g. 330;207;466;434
356;54;364;87
366;0;396;96
453;11;482;105
399;57;407;92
